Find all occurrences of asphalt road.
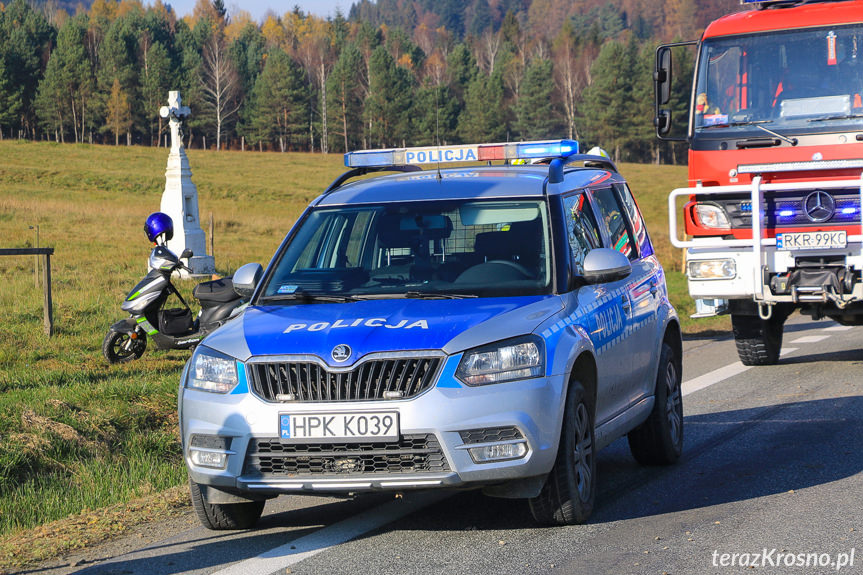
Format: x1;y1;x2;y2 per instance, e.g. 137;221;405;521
39;315;863;575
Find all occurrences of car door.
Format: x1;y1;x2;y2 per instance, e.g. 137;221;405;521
614;182;662;401
562;190;631;428
588;185;658;415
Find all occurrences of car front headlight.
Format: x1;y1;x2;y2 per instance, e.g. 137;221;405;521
187;346;239;394
456;336;545;386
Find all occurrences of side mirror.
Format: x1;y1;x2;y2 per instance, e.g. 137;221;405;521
582;248;632;285
654;46;673;137
180;248;194;259
233;263;263;299
655;46;672;106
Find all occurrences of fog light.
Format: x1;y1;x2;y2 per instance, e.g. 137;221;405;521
468;442;528;463
190;449;228;469
688;259;736;280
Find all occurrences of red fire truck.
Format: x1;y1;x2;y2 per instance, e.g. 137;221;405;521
655;0;863;365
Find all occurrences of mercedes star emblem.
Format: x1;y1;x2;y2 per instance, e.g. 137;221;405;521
331;344;352;362
803;190;835;223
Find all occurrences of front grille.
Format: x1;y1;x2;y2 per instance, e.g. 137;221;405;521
243;434;449;476
247;357;441;402
699;190;862;229
459;426;524;444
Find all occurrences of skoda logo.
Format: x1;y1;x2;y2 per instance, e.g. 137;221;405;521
331;344;352;363
803;190;835;223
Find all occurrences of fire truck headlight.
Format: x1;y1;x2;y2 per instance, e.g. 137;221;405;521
694;203;731;229
688;259;737;280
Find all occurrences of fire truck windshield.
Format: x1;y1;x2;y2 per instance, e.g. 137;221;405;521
694;24;863;134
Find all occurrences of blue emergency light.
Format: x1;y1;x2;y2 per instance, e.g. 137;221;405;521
344;140;579;168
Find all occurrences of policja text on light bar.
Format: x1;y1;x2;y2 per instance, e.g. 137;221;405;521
344;140;580;168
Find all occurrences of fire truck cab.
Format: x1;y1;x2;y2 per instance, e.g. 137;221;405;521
656;0;863;365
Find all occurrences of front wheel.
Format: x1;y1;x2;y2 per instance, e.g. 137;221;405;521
102;329;147;364
627;342;683;465
731;314;784;366
528;379;596;525
189;479;265;530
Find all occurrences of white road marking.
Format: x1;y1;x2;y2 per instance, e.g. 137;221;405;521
211;491;451;575
824;325;854;332
791;335;830;344
682;347;798;397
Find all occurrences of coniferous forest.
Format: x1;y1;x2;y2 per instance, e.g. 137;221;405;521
0;0;743;163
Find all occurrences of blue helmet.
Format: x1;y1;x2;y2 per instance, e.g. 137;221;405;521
144;212;174;244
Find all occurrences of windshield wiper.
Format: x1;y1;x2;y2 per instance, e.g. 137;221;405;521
700;120;772;130
808;113;863;123
753;124;797;145
258;291;358;304
403;291;478;299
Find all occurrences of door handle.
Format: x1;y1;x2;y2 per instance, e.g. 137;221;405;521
649;281;659;296
621;295;631;312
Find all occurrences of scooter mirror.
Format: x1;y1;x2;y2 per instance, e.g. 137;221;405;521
233;263;263;299
180;248;194;259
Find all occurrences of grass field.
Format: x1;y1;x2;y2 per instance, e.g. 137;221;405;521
0;140;729;562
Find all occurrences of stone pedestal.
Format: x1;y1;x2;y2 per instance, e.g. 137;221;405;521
159;91;215;277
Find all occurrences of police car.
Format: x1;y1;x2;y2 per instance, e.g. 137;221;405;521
180;139;683;529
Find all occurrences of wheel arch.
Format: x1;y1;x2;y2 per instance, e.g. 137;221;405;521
568;351;597;415
663;318;683;372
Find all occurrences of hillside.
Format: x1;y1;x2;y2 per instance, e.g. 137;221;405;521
348;0;745;41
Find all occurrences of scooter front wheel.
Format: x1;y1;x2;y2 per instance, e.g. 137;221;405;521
102;329;147;364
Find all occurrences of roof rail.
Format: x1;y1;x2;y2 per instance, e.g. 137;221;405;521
548;154;619;184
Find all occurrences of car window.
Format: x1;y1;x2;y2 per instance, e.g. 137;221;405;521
614;183;652;258
591;187;636;260
261;199;552;299
563;192;602;275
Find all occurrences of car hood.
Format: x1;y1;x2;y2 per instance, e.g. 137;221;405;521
204;296;562;365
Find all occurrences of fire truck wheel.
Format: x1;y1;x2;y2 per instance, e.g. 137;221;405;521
731;314;784;366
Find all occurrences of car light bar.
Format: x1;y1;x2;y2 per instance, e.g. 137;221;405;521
344;140;579;168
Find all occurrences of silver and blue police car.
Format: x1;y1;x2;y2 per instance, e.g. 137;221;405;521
179;140;683;529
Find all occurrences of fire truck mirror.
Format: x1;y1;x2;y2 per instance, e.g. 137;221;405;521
655;47;673;106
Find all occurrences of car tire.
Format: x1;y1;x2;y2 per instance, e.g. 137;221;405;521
189;479;264;530
528;379;595;525
731;314;784;366
627;342;683;465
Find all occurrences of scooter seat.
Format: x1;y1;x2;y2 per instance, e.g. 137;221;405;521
194;276;241;304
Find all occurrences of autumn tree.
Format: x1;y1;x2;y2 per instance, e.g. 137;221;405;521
458;72;506;143
249;47;307;151
296;16;334;153
35;15;94;143
0;0;54;137
515;58;557;139
200;30;240;149
578;39;639;161
106;76;131;145
364;44;413;147
326;43;363;153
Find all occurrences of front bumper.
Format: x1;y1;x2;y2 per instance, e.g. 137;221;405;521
686;245;863;305
181;355;565;495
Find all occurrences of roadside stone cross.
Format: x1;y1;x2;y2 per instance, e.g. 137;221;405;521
157;89;214;276
160;91;191;151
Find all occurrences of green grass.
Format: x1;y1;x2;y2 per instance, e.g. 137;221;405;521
0;141;727;543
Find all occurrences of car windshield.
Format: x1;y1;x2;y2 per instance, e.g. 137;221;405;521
259;199;552;301
694;24;863;134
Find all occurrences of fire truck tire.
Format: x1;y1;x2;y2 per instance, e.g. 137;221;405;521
731;314;784;366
